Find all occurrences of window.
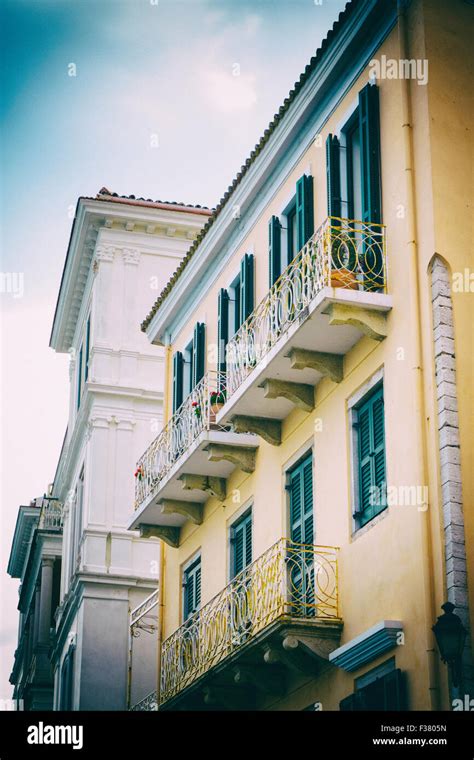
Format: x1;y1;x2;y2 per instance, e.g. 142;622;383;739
182;556;201;621
287;203;298;264
171;323;206;413
59;646;75;711
183;339;194;398
228;272;242;337
230;509;252;579
352;383;387;528
84;315;91;381
345;114;363;222
340;660;406;711
76;345;83;410
69;468;84;580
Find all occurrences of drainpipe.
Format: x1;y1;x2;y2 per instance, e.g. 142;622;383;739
156;543;165;710
397;0;440;710
155;340;172;709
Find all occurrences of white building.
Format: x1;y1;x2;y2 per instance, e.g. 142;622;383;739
48;189;210;710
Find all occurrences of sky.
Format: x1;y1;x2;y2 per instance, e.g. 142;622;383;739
0;0;348;700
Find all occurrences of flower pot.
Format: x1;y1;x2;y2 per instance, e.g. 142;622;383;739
211;402;224;416
331;268;358;290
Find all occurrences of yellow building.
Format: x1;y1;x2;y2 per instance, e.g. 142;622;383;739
128;0;473;711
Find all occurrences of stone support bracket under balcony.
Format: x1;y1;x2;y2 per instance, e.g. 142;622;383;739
205;443;257;473
179;474;227;501
160;499;204;525
326;302;388;341
231;415;282;446
139;524;180;548
289;348;344;383
263;378;315;412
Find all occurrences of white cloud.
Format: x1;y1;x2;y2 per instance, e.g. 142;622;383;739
202;67;257;112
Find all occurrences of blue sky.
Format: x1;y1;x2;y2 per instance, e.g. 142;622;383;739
0;0;348;698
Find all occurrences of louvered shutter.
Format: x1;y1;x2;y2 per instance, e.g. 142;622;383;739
359;83;382;225
289;455;314;616
192;322;205;388
326;134;341;218
359;83;383;289
231;511;252;578
183;558;201;621
296;174;314;251
383;669;405;711
217;289;229;376
357;386;386;526
172;351;184;413
240;254;254;323
268;215;282;286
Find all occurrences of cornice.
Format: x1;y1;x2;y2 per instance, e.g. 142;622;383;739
50;199;208;354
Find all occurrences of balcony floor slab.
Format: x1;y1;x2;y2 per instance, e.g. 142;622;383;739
219;287;392;423
129;429;258;530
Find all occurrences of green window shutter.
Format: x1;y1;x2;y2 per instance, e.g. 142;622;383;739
172;351;184;413
192;322;206;388
84;316;91;381
383;669;406;711
358;83;382;224
76;346;83;410
356;385;386;526
240;253;254;323
326;134;341;218
231;510;252;578
217;289;229;376
268;215;281;286
296;174;314;251
289;454;313;545
183;557;201;620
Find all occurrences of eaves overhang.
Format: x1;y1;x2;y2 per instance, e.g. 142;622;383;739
143;0;397;346
7;506;40;579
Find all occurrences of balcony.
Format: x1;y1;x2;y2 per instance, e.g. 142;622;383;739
218;217;391;440
129;371;258;545
38;498;63;532
160;539;342;710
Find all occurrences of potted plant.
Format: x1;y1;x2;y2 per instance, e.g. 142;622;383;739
134;465;144;481
192;401;201;419
330;234;358;289
210;389;226;415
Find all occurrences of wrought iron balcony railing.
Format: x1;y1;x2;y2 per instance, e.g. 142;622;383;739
160;538;339;704
39;498;63;532
130;690;158;711
226;216;387;397
134;371;227;510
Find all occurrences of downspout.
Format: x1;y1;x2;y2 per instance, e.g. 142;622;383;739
397;0;440;709
156;340;172;709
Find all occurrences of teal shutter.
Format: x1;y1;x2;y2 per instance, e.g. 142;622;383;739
192;322;206;387
289;454;314;545
240;254;254;323
289;454;314;616
84;316;91;381
296;174;314;251
76;346;83;410
326;134;341;218
231;511;252;578
172;351;184;413
356;385;386;526
217;289;229;376
268;215;281;286
359;83;382;224
183;557;201;620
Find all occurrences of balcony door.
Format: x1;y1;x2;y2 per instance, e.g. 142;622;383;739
288;453;315;617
